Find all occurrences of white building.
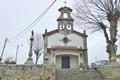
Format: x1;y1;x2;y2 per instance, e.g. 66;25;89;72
43;6;88;69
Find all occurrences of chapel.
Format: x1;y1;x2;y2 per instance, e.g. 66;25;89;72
43;6;88;69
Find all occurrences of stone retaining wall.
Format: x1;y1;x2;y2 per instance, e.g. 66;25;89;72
0;64;55;80
1;63;120;80
99;64;120;80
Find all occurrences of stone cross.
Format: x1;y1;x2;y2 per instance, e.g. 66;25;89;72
25;30;34;64
29;30;34;58
63;0;68;6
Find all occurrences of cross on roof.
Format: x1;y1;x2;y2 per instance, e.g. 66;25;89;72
63;0;68;6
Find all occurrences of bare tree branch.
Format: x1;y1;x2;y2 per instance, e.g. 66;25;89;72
74;0;120;61
33;33;43;64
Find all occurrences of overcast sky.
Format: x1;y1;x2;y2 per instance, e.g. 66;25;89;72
0;0;120;64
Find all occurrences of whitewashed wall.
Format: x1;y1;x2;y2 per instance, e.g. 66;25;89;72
56;56;61;69
48;33;64;48
67;33;84;48
47;33;84;48
70;55;78;69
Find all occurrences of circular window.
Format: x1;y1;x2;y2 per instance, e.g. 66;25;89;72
63;37;69;43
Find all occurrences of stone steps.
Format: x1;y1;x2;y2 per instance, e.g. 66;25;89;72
56;69;103;80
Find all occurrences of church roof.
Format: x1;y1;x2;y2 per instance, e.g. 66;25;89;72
58;6;72;12
43;29;87;38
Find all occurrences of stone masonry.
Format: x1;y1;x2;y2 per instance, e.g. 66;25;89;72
99;63;120;80
0;64;55;80
0;64;120;80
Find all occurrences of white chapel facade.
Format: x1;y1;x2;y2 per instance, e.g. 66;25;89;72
43;6;88;69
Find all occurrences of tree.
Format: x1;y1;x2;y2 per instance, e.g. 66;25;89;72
33;33;43;64
74;0;120;61
3;57;16;64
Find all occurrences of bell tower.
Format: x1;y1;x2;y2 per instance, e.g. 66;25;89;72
57;6;74;34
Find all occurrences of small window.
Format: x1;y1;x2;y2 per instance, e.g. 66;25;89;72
63;13;68;18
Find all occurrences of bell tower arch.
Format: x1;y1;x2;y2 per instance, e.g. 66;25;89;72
57;6;74;34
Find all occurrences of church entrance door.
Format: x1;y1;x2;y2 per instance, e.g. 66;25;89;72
62;56;70;69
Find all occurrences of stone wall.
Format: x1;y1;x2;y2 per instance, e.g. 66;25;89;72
0;64;55;80
99;64;120;80
1;63;120;80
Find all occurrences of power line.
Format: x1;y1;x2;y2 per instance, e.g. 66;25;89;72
69;0;74;8
9;0;57;42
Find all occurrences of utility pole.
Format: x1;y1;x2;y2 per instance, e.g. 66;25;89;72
15;44;22;64
0;38;8;62
15;45;19;64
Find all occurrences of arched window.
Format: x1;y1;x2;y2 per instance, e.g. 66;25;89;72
63;13;68;18
60;24;64;29
67;25;71;30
